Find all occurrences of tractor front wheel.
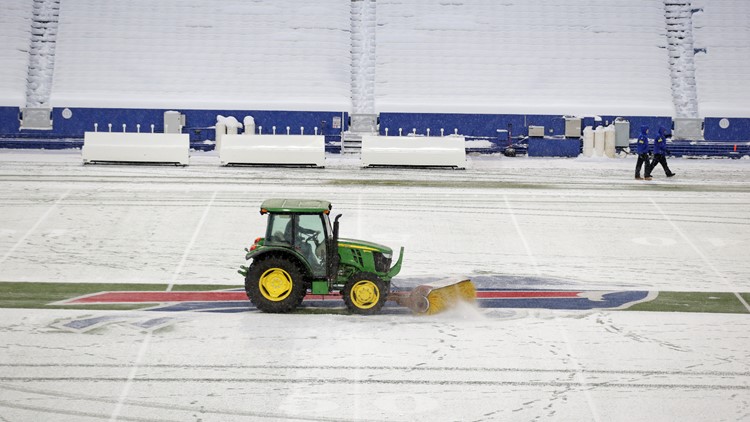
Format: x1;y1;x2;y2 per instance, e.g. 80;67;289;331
245;254;307;313
343;273;388;315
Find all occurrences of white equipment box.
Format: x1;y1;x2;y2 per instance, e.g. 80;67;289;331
219;134;325;167
82;132;189;165
361;135;466;168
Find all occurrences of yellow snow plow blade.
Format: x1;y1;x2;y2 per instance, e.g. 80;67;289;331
389;279;476;315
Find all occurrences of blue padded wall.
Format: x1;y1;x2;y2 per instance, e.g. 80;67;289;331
703;117;750;141
0;107;347;150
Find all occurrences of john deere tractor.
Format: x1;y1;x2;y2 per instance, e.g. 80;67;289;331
239;199;475;315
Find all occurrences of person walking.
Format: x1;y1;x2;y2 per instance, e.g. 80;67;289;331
635;125;652;180
649;126;676;177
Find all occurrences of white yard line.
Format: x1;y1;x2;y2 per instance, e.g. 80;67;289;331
559;325;602;422
0;190;70;266
503;194;540;276
650;198;750;313
167;191;217;291
109;331;153;422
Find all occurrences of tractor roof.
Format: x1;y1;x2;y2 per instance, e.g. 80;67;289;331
260;199;332;214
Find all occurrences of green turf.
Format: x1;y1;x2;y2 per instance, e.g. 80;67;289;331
0;282;239;310
628;291;750;314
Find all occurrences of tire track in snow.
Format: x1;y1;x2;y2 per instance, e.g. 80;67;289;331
2;376;748;391
0;383;353;422
3;364;749;391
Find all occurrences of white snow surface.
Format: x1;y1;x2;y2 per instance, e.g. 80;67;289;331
0;150;749;290
692;0;750;117
2;308;749;421
0;150;750;420
0;0;33;107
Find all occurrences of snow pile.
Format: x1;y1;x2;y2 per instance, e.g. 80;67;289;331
50;0;351;110
0;0;33;106
692;0;750;117
215;115;243;130
374;0;674;116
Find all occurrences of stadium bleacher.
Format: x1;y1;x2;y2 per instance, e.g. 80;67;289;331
692;0;750;118
0;0;748;154
375;0;673;117
0;0;34;107
50;0;351;111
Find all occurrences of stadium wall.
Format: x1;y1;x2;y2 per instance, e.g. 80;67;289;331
2;107;749;155
0;107;348;150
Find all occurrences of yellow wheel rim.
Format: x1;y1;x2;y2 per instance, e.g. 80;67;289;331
350;280;380;310
259;268;293;301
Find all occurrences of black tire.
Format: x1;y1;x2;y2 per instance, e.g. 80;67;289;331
342;272;388;315
245;254;307;313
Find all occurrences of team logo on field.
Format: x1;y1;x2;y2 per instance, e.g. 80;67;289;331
55;289;655;313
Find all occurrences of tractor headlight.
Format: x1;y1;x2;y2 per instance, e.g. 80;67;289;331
372;251;392;273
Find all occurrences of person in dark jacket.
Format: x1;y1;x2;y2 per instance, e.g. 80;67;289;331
649;126;676;177
634;125;652;180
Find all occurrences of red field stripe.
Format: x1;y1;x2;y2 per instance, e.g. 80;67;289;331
68;291;248;304
66;290;582;304
477;291;582;299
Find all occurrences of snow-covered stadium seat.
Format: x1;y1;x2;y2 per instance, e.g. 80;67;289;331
50;0;351;111
374;0;674;116
691;0;750;118
0;0;33;106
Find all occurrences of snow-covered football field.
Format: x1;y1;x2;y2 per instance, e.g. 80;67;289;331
1;150;749;421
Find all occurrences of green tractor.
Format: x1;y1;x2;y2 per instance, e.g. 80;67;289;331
239;199;475;315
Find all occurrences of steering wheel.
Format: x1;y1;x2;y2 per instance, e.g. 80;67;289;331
297;227;319;245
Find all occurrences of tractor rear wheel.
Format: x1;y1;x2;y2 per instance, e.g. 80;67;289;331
343;272;388;315
245;254;307;313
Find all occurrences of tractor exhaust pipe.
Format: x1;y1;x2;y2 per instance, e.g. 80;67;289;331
327;214;342;285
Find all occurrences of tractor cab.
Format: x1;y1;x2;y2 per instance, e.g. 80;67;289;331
262;202;333;278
